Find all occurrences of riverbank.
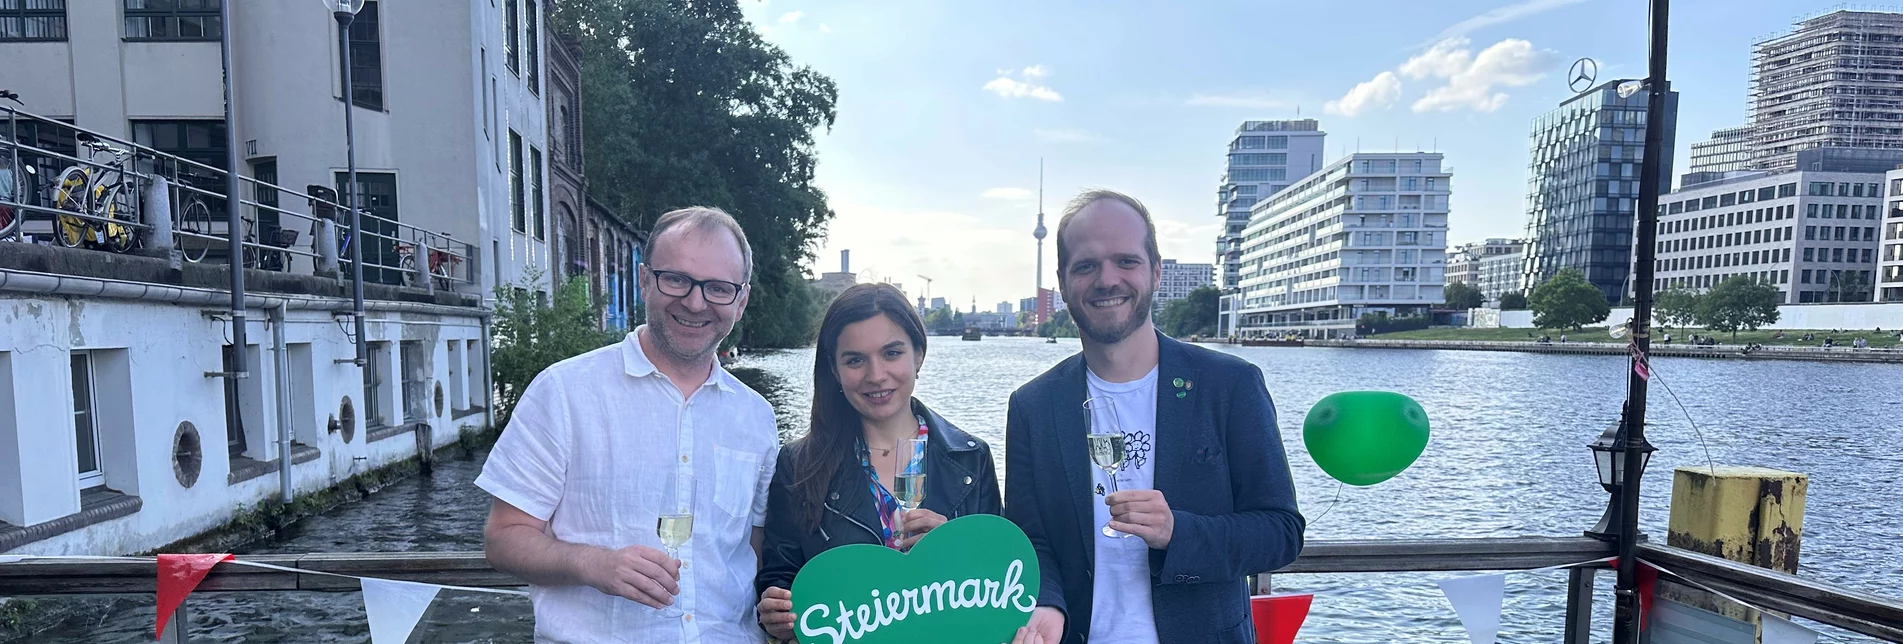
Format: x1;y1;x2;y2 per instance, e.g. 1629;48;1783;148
1299;337;1903;363
1374;326;1900;348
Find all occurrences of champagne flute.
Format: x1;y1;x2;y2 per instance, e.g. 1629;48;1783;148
892;435;928;547
1084;397;1132;538
656;477;693;617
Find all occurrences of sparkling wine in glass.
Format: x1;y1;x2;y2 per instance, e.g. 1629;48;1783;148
1084;397;1132;538
656;512;692;616
893;435;928;546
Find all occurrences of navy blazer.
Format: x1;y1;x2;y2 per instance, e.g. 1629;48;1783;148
1003;332;1305;644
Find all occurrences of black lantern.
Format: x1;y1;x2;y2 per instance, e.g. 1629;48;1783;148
1586;414;1654;540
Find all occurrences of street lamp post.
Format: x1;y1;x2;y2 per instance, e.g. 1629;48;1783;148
1610;0;1672;640
323;0;368;380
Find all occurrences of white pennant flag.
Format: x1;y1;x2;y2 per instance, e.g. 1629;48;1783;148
361;578;442;643
1436;573;1507;644
1761;614;1819;644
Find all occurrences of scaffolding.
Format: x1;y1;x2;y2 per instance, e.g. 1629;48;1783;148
1750;10;1903;171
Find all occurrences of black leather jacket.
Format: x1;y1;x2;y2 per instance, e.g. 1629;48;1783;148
755;400;1003;597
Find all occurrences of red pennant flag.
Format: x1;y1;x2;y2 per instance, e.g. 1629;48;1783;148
156;553;234;640
1607;558;1660;630
1251;594;1314;644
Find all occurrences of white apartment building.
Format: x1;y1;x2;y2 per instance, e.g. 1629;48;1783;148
1153;259;1213;312
1878;169;1903;302
1214;120;1326;336
1683;125;1752;187
1654;170;1884;303
1234;153;1451;338
1446;238;1525;304
1;0;552;295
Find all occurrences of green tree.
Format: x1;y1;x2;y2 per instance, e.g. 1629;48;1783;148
491;276;621;425
554;0;837;349
734;267;824;348
1037;309;1078;338
1825;269;1872;303
1529;268;1610;330
1499;291;1528;310
1442;281;1484;310
1696;276;1781;341
1158;286;1220;337
924;307;954;332
1652;286;1701;329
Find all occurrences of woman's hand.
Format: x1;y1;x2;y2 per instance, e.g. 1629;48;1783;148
895;509;949;551
758;586;795;641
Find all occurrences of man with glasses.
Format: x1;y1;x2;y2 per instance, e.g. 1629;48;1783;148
479;207;781;642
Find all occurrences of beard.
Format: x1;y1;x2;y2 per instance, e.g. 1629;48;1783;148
1068;284;1155;345
645;300;733;364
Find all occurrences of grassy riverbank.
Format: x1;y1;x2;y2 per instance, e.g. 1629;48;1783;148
1375;327;1902;348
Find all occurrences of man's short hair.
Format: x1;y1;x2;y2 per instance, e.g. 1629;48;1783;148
644;206;754;282
1054;189;1161;278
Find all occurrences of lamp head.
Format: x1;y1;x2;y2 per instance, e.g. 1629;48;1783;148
321;0;366;19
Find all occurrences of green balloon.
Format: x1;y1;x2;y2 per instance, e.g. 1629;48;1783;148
1302;391;1430;486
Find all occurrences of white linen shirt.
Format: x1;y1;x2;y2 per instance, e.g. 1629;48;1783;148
476;329;780;643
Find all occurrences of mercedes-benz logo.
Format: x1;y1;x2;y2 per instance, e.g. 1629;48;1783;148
1568;58;1598;93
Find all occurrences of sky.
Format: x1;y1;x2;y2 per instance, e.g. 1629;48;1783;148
739;0;1838;311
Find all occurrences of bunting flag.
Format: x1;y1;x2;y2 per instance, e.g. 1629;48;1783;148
1607;557;1659;630
1760;614;1819;644
156;553;234;640
1436;573;1506;644
1250;594;1314;644
361;578;442;643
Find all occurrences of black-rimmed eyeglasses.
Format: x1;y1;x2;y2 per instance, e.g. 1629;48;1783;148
648;268;746;305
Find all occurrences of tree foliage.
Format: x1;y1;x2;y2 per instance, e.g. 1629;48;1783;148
1653;286;1701;328
1696;276;1781;341
554;0;838;348
1442;281;1484;311
1037;308;1079;338
1158;286;1220;338
1529;268;1609;330
491;276;621;425
1498;291;1528;310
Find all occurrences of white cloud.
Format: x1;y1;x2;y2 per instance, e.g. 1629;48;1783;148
778;11;803;24
1184;93;1293;109
1033;128;1101;143
982;188;1036;201
1324;71;1402;117
984;66;1063;102
1427;0;1587;47
1408;39;1552;113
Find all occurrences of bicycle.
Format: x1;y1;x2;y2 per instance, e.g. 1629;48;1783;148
175;193;214;263
52;136;139;253
1;89;24;240
241;211;298;271
395;238;462;290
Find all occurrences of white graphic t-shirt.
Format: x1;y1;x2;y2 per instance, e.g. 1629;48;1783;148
1086;365;1160;644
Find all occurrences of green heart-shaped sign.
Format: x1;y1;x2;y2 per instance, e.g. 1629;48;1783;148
1303;390;1431;486
790;514;1039;644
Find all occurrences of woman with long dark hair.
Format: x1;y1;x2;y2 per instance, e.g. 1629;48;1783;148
753;283;1002;641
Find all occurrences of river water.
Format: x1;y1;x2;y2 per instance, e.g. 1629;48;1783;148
23;337;1903;642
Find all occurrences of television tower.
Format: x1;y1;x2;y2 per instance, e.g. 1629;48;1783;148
1033;159;1047;294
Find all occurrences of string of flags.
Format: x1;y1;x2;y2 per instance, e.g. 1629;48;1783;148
0;552;1827;642
1249;556;1823;644
0;552;525;643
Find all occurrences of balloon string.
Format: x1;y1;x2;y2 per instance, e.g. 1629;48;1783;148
1644;358;1717;476
1306;480;1345;528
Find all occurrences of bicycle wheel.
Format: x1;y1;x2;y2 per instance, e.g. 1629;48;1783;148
52;168;89;248
0;165;19;239
177;198;213;263
100;184;137;253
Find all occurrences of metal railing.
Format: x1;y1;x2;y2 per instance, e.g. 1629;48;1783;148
3;539;1897;641
2;105;478;293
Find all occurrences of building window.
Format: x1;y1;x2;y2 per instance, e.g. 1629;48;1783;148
123;0;221;41
71;352;103;489
0;0;65;41
525;0;540;94
133;119;229;227
341;1;384;110
509;130;525;232
401;340;428;423
530;146;545;240
504;0;519;74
